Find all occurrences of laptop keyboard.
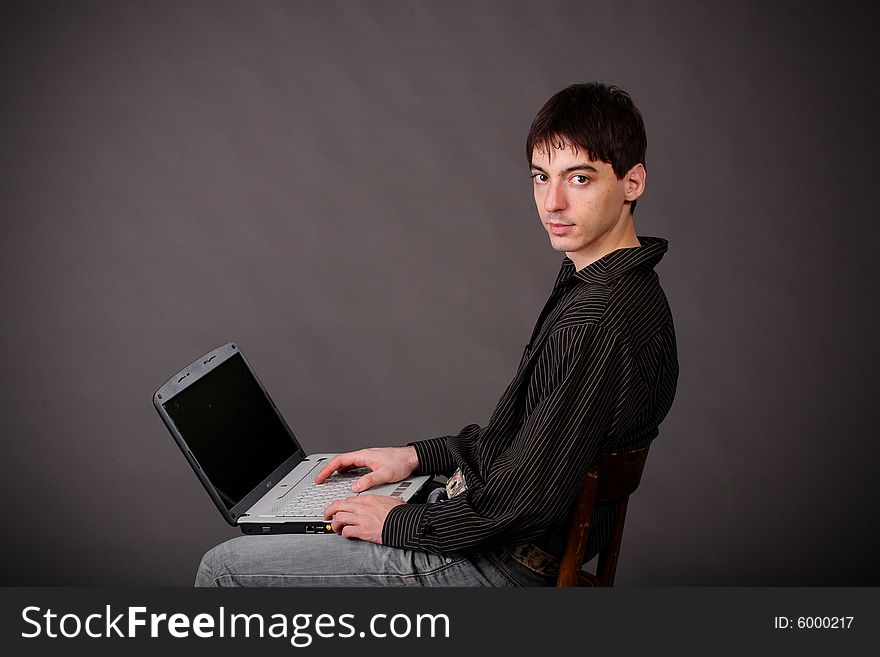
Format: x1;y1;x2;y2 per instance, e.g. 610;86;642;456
274;470;365;517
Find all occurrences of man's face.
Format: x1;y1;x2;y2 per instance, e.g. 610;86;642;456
530;142;642;269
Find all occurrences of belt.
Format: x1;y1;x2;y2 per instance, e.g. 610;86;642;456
510;543;560;578
439;471;560;578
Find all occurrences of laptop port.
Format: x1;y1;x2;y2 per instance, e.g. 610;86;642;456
305;525;316;534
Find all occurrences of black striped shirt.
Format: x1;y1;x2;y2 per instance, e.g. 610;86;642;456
382;236;678;560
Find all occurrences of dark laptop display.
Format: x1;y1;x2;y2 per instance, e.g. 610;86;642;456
161;352;300;510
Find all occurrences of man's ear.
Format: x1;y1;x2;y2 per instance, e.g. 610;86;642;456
624;163;646;202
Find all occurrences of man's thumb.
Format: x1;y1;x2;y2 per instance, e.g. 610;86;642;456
352;474;375;492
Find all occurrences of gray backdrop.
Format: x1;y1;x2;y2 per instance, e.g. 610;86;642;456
1;0;877;586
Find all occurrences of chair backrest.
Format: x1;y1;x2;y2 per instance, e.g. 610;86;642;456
555;446;650;587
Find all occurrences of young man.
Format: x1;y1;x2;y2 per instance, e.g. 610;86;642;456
195;83;678;587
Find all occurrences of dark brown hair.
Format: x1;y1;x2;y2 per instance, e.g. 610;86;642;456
526;83;647;210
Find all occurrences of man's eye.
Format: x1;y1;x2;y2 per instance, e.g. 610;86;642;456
572;175;589;184
531;173;548;183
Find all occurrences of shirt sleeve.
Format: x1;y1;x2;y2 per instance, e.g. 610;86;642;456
382;323;631;553
407;433;464;476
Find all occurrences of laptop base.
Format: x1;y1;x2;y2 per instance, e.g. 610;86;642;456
239;521;336;535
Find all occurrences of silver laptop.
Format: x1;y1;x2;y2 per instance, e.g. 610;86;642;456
153;342;430;535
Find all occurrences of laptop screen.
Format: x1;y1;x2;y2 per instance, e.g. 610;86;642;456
162;352;300;510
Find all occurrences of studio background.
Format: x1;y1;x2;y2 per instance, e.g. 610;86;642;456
1;0;876;585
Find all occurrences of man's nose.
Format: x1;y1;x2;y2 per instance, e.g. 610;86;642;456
543;180;566;212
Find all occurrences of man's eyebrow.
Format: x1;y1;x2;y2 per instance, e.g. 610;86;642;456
529;163;599;174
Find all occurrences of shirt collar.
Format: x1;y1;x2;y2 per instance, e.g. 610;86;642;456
556;236;669;287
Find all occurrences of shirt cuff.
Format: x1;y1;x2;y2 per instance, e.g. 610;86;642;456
382;502;429;550
408;436;456;475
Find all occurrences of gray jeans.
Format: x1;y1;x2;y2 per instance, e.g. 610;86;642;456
195;534;555;587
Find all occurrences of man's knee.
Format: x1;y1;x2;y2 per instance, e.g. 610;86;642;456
194;544;224;587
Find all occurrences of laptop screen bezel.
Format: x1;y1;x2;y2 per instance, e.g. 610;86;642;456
153;342;307;525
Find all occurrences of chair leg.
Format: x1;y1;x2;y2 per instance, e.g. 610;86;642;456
596;498;630;587
556;471;599;587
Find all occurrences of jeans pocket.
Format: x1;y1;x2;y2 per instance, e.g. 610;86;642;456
489;546;556;587
482;548;522;587
495;545;514;562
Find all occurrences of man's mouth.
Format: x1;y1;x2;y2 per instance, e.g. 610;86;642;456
549;222;574;236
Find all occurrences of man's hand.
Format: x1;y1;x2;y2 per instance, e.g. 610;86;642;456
323;494;404;543
314;446;419;492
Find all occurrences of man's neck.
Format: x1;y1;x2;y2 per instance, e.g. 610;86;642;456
567;219;640;271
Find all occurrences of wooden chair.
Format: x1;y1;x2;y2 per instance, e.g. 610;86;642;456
555;446;651;587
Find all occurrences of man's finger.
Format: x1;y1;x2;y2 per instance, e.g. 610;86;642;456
314;452;362;483
340;524;363;540
330;511;358;535
313;455;348;483
323;495;361;519
351;473;378;493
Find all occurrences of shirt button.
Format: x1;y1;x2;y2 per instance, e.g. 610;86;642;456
445;557;452;564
